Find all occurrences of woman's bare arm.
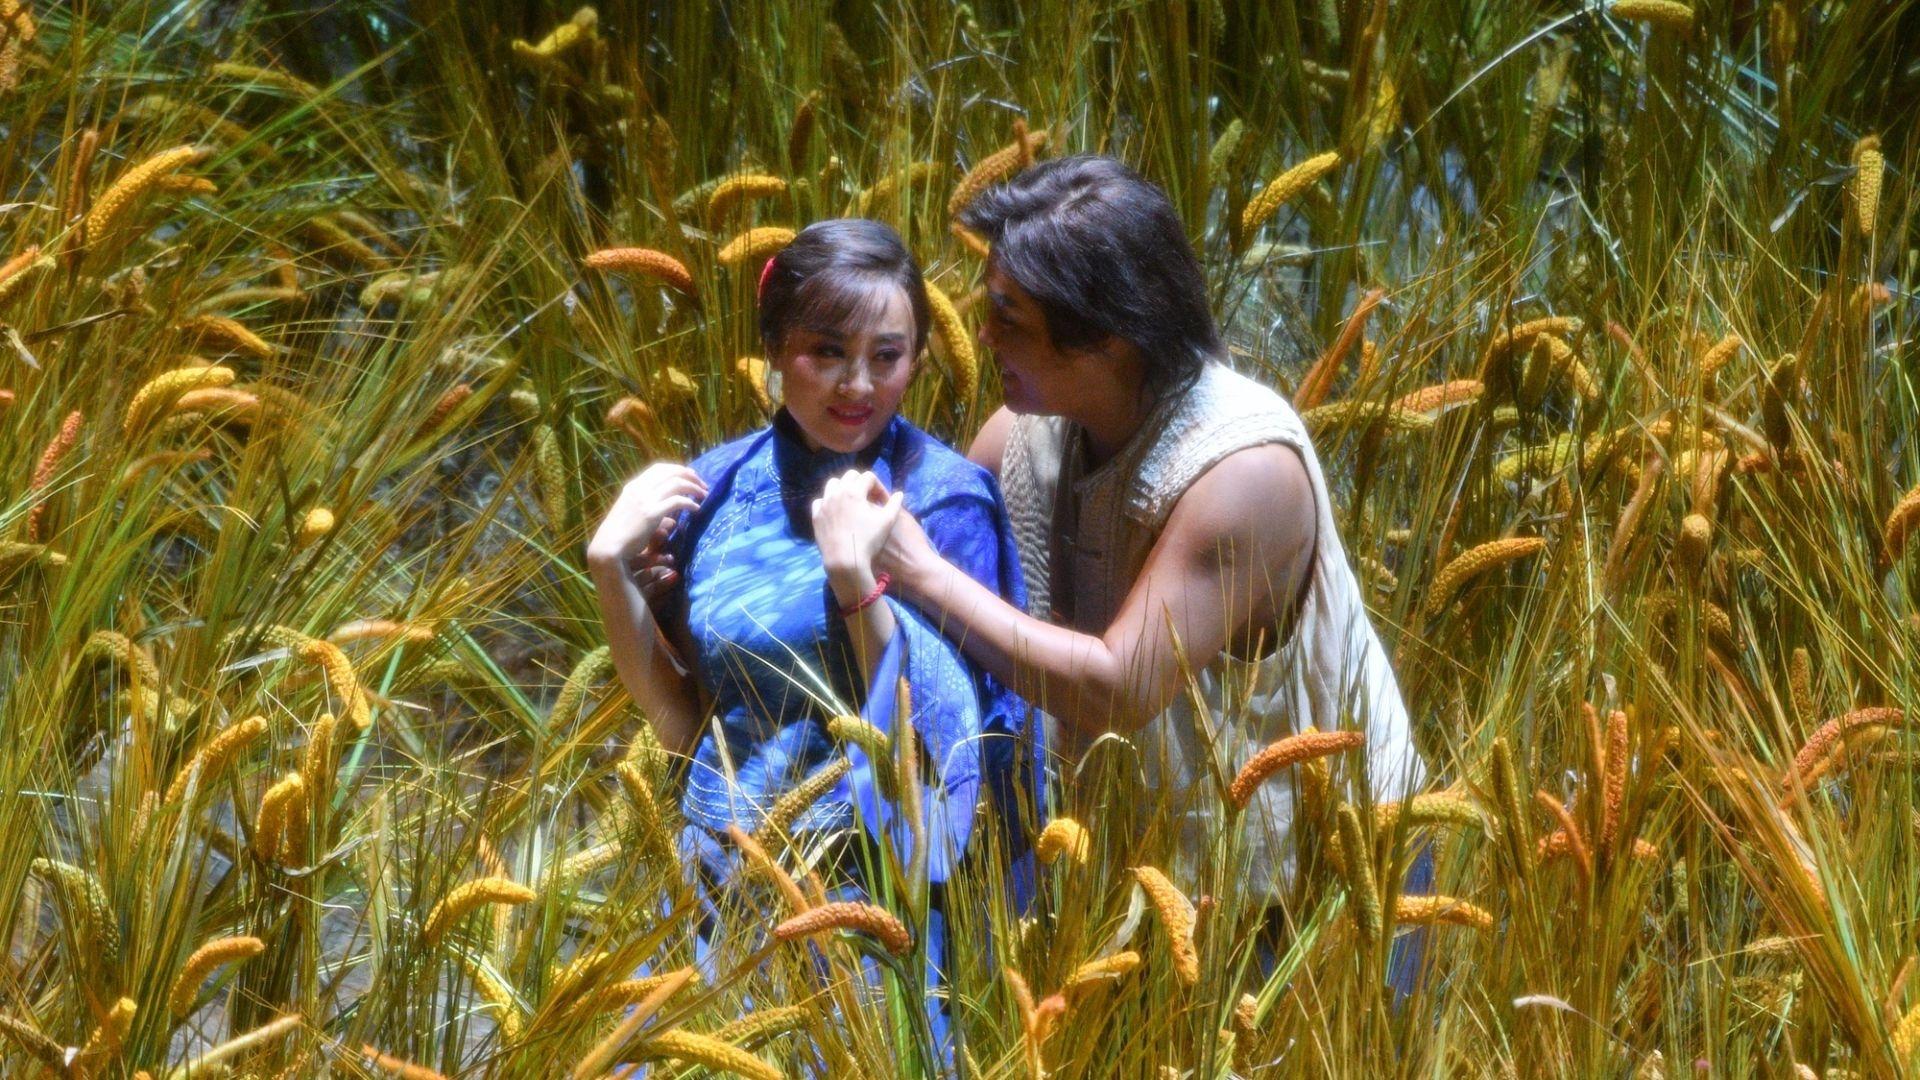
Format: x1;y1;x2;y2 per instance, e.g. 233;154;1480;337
888;443;1316;737
585;463;709;755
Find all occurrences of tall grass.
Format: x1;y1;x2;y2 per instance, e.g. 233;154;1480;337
1;0;1915;1075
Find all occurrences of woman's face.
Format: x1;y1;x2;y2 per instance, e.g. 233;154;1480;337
771;285;917;454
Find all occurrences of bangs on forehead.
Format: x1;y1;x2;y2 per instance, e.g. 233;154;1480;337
786;269;908;340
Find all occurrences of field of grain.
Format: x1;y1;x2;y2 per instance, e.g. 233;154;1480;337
1;1;1915;1076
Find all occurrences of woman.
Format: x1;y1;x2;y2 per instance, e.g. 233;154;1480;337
585;219;1032;1048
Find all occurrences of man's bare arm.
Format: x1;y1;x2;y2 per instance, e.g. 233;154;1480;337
894;442;1316;736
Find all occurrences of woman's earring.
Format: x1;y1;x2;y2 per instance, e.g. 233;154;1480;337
766;368;784;406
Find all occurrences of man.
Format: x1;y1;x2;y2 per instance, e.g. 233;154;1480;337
821;153;1428;903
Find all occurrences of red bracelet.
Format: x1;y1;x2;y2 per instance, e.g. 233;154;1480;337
838;572;891;618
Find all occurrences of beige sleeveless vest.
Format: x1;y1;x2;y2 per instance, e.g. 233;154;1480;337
1000;361;1427;896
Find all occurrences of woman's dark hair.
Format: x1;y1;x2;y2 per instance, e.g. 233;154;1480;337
958;154;1220;397
757;218;931;358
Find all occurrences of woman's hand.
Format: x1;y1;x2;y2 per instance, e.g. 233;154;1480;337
585;462;707;571
811;469;903;599
871;503;937;598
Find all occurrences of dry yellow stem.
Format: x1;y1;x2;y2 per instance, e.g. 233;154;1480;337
169;935;265;1015
75;996;137;1068
1697;332;1742;378
755;756;851;841
211;60;318;97
735;355;772;413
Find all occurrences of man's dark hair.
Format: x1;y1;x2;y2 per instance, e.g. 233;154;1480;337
758;218;931;358
959;154;1220;397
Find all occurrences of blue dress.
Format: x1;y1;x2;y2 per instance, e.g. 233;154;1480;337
662;409;1035;877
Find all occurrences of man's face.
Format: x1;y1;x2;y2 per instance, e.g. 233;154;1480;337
980;262;1080;415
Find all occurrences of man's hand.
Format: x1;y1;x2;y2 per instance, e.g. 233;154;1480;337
811;469;905;603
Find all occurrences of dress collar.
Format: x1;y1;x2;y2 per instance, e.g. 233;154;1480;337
770;407;901;493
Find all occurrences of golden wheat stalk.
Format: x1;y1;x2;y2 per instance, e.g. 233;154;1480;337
925;281;979;405
166;715;269;804
717;226;796;268
0;1012;66;1074
1229;729;1365;808
294;637;371;730
724;824;809;914
0;243;52;304
124;364;236;437
734;356;772;413
1065;950;1142;994
424;877;536;944
1426;536;1547;616
533;422;568;529
1393;895;1494;931
361;1043;451;1080
211;59;318;97
1610;0;1695;31
948;127;1051;218
1392;379;1484;416
25;409;82;542
1883;482;1920;561
570;969;700;1017
1533;792;1592;882
775;901;912;956
755;756;851;841
1781;707;1906;794
75;996;137;1068
584;246;699;301
1035;817;1091;866
455;951;524;1040
856;161;944;214
1300;399;1433;436
30;857;118;964
1602;708;1630;856
253;772;305;862
83;144;208;246
1376;793;1484;834
644;1028;781;1080
1849;134;1883;236
1240;150;1342;236
787;90;820;172
1130;866;1200;985
1294;287;1383;411
951;222;992;260
826;713;891;757
1788;647;1815;724
706;173;789;225
175;313;274;360
509;5;598;66
1333;805;1382;940
710;1005;809;1050
169;935;265;1015
298;215;388;270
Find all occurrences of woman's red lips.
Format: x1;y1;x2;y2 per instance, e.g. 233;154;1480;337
827;406;873;425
